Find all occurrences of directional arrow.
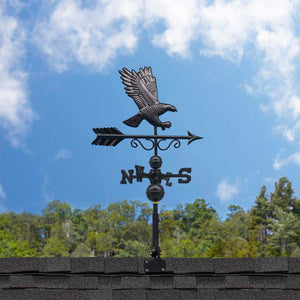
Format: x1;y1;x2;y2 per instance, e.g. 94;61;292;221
92;127;203;147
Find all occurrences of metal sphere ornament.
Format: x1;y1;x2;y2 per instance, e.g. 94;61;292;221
149;156;162;169
146;184;165;202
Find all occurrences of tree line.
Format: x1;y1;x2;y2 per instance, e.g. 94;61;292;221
1;177;300;258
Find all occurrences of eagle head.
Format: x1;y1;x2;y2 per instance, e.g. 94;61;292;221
163;104;177;112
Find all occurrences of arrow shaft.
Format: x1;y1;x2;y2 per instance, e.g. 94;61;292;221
95;134;196;140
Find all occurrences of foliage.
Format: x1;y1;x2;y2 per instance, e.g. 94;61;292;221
0;177;300;258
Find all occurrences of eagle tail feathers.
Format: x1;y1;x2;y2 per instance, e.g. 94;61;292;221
123;113;143;127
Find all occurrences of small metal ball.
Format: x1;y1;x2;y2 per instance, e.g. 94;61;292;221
149;156;162;169
146;184;165;202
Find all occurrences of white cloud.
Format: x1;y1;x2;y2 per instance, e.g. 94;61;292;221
54;148;72;160
34;0;142;72
18;0;300;163
145;0;203;57
274;121;300;142
0;3;35;147
199;0;300;121
34;1;300;118
273;151;300;170
216;178;239;203
0;184;7;199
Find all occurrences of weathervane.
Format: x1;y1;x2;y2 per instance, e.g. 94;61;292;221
92;66;202;273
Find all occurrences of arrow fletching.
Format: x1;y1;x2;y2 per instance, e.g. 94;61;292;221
92;127;125;146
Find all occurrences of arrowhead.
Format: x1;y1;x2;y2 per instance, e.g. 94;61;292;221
187;131;203;145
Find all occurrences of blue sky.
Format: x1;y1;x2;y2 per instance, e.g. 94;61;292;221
1;0;300;219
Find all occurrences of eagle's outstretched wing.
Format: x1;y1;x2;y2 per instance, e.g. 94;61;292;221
119;67;159;110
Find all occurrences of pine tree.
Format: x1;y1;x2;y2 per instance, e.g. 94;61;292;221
270;177;296;213
268;207;298;256
250;185;271;246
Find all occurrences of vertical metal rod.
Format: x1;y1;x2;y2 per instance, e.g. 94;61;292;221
152;202;160;258
154;126;158;156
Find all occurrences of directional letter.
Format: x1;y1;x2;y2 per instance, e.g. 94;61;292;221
121;169;134;184
178;168;191;184
135;165;145;182
164;172;172;186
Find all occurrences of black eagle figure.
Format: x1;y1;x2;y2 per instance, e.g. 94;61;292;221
119;66;177;130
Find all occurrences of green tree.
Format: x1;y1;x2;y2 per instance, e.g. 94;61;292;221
117;239;149;257
43;222;69;257
249;185;271;251
1;176;300;259
72;243;91;257
268;207;298;256
270;177;296;213
42;200;71;239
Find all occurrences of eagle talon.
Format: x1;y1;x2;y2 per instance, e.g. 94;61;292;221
161;122;171;130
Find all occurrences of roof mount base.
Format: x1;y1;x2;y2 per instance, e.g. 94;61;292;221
144;258;166;273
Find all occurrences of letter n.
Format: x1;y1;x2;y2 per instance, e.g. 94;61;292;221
120;169;134;184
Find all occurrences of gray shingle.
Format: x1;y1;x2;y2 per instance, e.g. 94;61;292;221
113;289;147;300
254;257;288;273
98;275;121;289
104;258;138;274
119;275;150;289
249;275;287;289
192;289;222;300
34;274;99;289
41;289;113;300
178;290;200;300
0;258;39;273
146;289;180;300
0;275;9;288
0;289;112;300
72;276;99;290
288;257;300;273
217;289;258;300
0;289;42;300
286;275;300;289
196;275;225;289
9;275;36;288
34;275;70;289
213;258;254;273
71;257;105;273
173;275;197;289
165;258;213;274
260;289;300;300
149;275;174;289
38;257;71;273
225;275;252;289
